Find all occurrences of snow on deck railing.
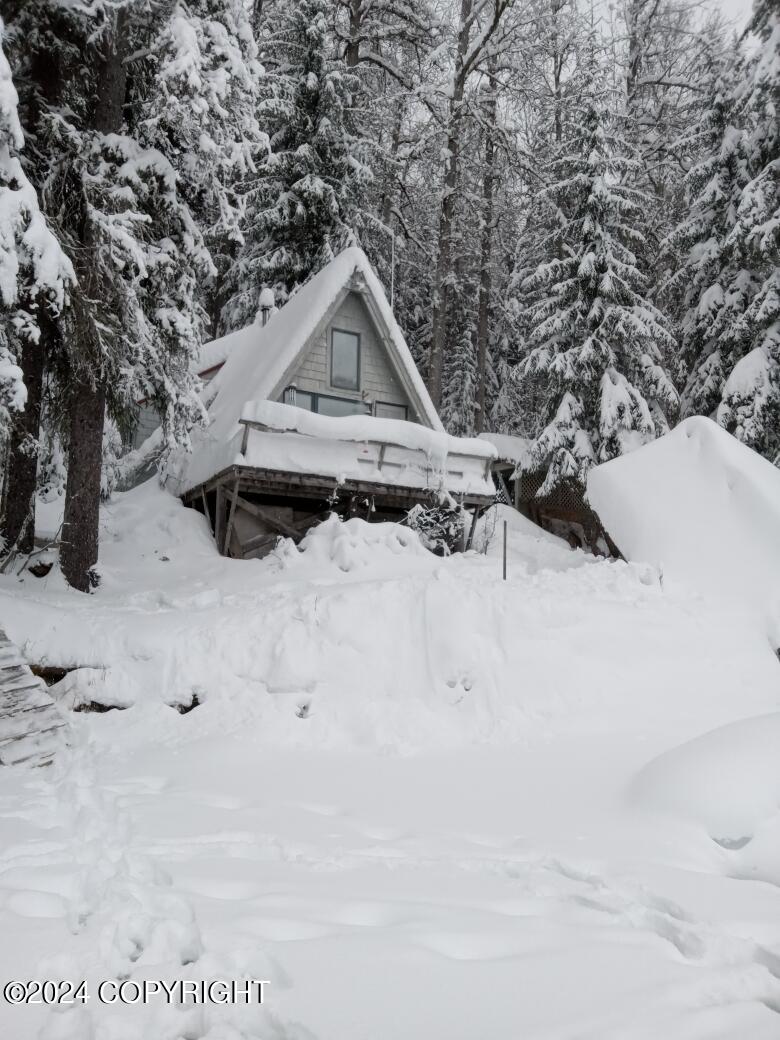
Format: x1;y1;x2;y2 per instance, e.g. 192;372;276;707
238;401;496;482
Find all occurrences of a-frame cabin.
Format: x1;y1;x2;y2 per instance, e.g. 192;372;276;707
167;248;495;559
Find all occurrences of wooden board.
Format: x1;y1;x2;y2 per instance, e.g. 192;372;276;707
184;465;494;511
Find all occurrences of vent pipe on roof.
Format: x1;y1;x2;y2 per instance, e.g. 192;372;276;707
258;286;275;327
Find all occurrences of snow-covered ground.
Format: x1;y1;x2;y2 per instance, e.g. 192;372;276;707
1;485;779;1039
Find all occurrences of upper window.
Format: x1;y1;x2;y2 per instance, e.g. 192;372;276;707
281;387;368;417
283;386;315;411
317;395;370;418
331;329;360;390
375;401;408;421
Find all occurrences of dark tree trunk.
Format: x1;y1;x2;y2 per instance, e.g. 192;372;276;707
426;0;510;409
60;374;106;591
428;0;473;409
60;12;127;591
475;60;498;433
252;0;264;33
1;3;70;558
345;0;362;67
551;0;564;146
380;99;404;227
1;323;48;554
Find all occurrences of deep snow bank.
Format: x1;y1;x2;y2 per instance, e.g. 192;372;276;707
632;711;780;889
3;482;777;754
632;711;780;839
587;417;780;631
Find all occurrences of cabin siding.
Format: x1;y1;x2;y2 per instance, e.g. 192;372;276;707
132;403;160;450
131;367;222;451
288;291;417;419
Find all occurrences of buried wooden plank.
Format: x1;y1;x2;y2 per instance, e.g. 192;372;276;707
223;477;240;555
227;490;309;541
239;509;329;557
214;482;225;554
465;506;482;551
200;488;212;533
240;533;278;560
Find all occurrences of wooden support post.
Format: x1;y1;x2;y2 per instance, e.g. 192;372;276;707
215;483;225;554
223;478;240;556
200;489;212;533
465;506;480;551
503;519;507;580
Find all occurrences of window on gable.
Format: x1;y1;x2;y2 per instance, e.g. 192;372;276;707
331;329;360;390
317;395;370;417
283;387;315;411
281;387;369;417
375;401;408;421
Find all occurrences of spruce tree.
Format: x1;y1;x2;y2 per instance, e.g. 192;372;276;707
441;298;478;436
664;0;780;464
517;55;677;497
0;18;72;553
148;0;264;332
222;0;373;330
719;0;780;462
662;68;753;420
5;2;212;589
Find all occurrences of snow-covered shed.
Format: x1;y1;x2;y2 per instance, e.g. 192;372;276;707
167;248;495;558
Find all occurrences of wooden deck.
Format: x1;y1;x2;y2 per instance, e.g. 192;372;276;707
183;461;495;560
0;630;66;767
178;415;496;560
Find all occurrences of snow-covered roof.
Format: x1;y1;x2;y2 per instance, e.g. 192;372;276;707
171;249;472;495
197;247;441;433
587;417;780;626
478;431;532;467
194;335;237;376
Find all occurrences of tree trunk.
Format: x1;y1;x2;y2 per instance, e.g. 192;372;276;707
428;0;473;409
1;323;48;554
625;0;652;123
1;3;69;557
380;98;404;227
345;0;362;67
475;60;498;433
60;375;106;591
60;12;127;591
552;0;564;145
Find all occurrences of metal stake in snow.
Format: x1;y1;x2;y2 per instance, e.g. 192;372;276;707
503;520;507;581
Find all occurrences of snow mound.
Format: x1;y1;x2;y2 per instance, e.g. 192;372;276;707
474;503;582;570
587;417;780;629
631;712;780;843
291;514;431;573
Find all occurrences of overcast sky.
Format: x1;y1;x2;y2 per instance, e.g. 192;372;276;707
718;0;753;30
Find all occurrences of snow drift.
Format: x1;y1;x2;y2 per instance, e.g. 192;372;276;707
632;711;780;841
587;417;780;631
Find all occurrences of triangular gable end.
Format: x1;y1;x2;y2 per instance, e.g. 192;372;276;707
191;247;444;462
269;273;436;428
